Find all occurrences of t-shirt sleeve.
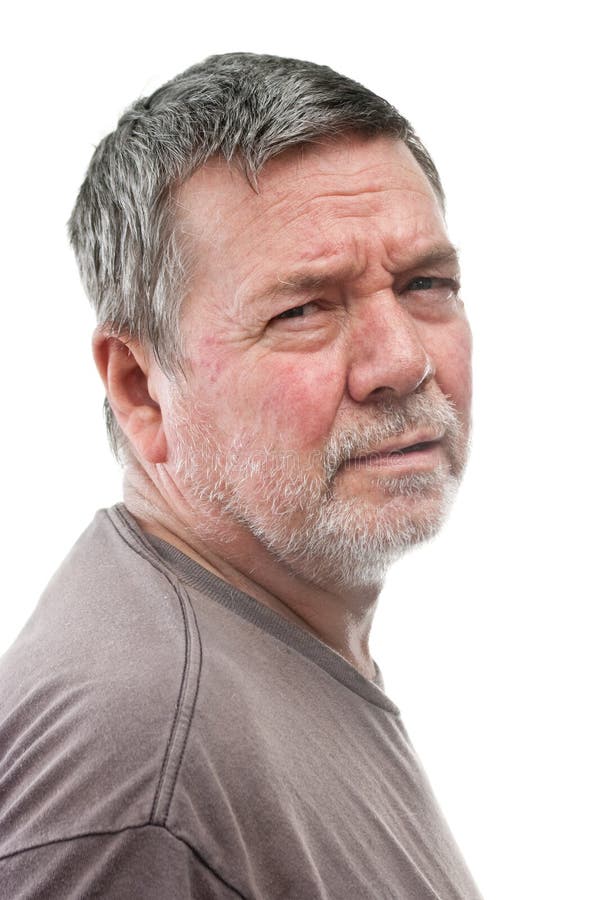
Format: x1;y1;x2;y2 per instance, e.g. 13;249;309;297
0;823;245;899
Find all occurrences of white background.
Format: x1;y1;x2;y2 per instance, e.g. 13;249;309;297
1;2;599;898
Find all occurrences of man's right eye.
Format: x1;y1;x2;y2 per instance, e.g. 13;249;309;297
272;301;323;322
276;305;307;319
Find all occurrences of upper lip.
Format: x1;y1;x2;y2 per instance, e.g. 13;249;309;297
348;431;444;461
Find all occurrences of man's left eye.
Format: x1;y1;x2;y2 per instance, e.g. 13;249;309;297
406;276;435;291
403;276;461;305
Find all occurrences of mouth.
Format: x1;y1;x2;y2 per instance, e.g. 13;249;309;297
387;440;437;456
343;436;445;471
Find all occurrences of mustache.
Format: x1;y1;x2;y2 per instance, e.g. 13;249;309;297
321;392;462;481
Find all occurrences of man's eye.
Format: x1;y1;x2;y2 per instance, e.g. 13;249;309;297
403;276;461;304
273;301;321;322
406;276;436;291
276;305;307;319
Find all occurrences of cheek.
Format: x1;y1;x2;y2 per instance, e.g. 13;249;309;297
187;336;228;385
432;324;473;419
244;359;344;448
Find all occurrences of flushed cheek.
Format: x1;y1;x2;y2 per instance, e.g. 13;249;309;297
184;334;232;388
433;325;473;417
240;360;344;449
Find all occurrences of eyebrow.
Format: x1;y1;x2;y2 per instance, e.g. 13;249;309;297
258;242;461;304
401;243;461;272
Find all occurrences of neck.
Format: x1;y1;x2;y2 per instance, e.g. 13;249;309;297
123;462;380;680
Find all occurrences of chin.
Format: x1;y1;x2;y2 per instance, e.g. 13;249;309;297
262;472;460;591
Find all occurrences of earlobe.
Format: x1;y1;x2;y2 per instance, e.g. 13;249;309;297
92;330;167;464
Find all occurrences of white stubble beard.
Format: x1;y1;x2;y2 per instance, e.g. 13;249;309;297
168;390;469;590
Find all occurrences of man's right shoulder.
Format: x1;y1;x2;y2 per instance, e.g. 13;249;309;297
0;506;203;863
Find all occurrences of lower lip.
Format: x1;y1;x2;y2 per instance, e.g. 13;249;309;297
344;443;444;472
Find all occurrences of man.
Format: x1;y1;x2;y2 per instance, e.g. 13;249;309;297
0;54;481;898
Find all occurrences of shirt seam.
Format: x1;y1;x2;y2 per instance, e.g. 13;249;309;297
0;822;248;898
106;506;203;827
142;524;400;716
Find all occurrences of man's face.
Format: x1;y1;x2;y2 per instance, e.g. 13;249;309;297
164;135;472;588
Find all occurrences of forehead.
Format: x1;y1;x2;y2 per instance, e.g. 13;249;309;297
176;135;448;295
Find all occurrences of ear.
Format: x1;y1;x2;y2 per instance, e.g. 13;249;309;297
92;329;167;464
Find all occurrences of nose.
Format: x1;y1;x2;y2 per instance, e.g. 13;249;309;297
346;293;435;403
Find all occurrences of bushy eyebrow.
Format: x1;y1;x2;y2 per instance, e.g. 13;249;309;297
401;244;461;273
258;242;460;304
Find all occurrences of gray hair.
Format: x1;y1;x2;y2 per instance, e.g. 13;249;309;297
68;52;445;458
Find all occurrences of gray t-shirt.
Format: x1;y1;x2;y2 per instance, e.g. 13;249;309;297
0;505;483;898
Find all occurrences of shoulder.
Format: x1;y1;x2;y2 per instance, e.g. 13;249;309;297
0;507;202;860
0;823;246;898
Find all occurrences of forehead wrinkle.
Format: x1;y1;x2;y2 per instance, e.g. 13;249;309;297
177;146;453;311
177;159;442;262
243;230;458;308
251;236;371;304
293;186;437;230
201;179;431;243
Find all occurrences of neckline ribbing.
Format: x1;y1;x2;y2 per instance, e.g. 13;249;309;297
110;504;399;716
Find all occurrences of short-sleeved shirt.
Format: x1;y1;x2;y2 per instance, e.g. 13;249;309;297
0;505;482;899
